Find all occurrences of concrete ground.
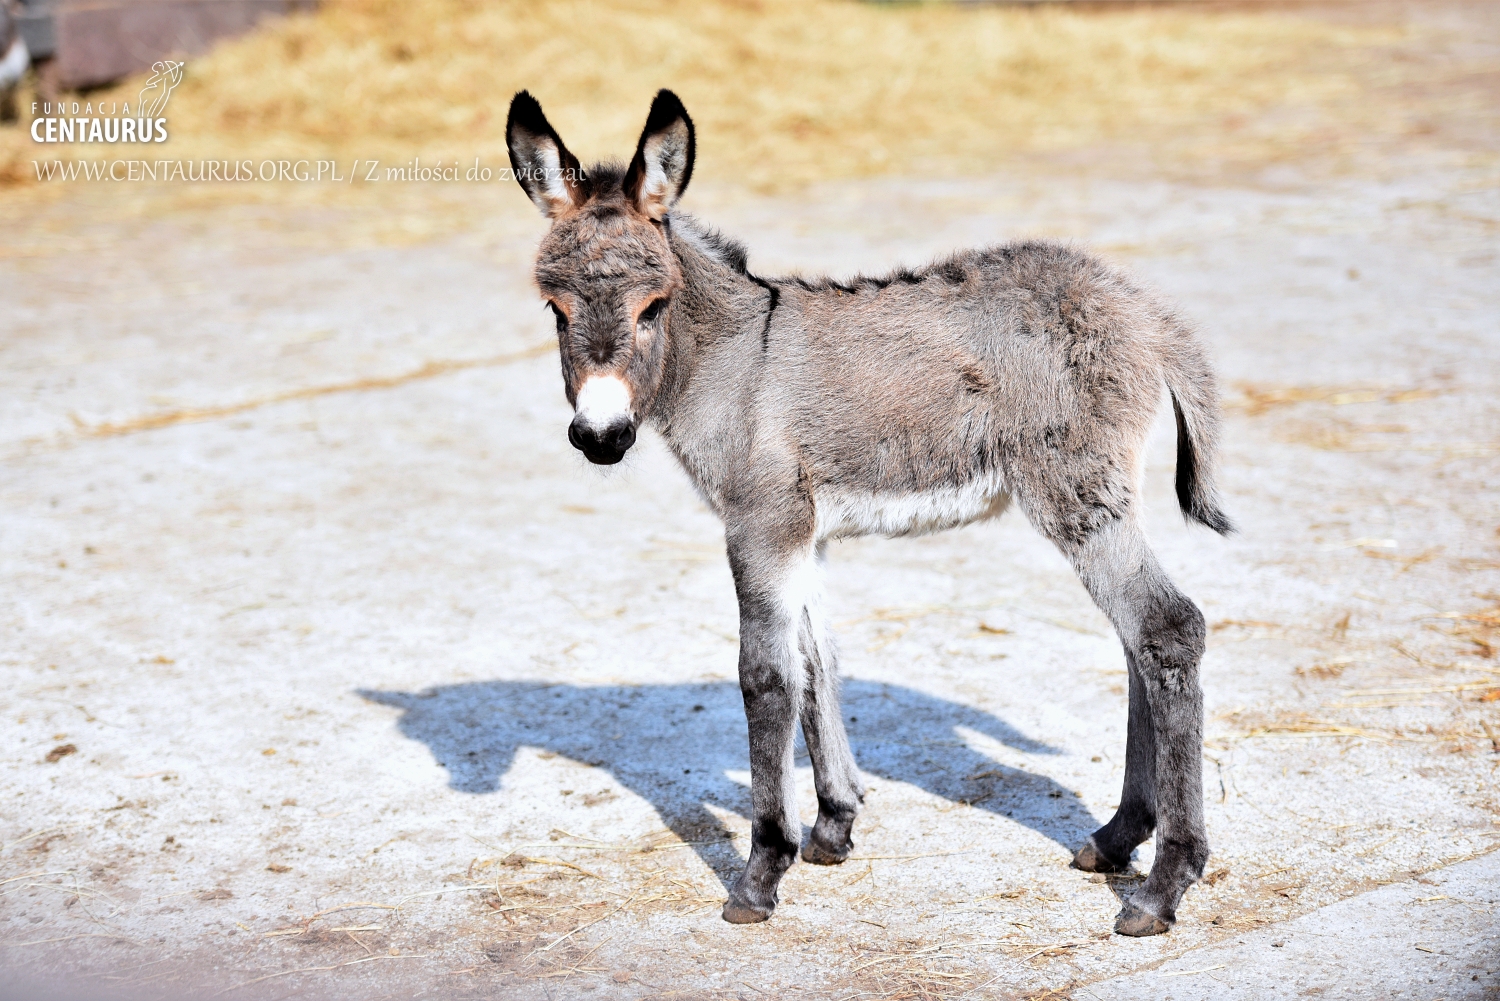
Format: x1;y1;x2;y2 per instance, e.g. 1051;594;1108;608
1090;848;1500;999
3;122;1499;1001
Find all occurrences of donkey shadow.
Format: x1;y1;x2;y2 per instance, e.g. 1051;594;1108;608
359;680;1099;890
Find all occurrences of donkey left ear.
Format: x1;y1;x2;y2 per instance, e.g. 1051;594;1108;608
624;90;696;221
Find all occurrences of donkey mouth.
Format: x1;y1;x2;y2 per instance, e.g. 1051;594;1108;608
568;416;636;465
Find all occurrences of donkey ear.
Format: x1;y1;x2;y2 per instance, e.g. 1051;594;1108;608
624;90;695;220
506;91;584;217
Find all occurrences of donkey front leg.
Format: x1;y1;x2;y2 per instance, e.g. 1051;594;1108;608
722;535;812;924
797;554;864;865
1066;519;1210;937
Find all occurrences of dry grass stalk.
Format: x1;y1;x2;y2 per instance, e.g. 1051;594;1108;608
1;930;145;949
0;826;75;853
1340;679;1497;699
1014;938;1093;961
1437;600;1500;660
1295;657;1353;680
1211;619;1281;632
1161;964;1228;978
0;870;70;890
263;900;402;938
846;851;972;865
515;827;738;855
1364;546;1444;572
213;952;426;995
1238;714;1412;742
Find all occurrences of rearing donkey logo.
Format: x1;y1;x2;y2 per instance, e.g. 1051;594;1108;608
504;89;1233;937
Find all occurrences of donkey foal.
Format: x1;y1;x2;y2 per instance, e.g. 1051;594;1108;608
505;89;1233;937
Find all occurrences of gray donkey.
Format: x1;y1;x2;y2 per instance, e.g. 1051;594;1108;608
504;89;1232;937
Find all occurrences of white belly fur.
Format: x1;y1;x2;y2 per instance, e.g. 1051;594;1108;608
814;471;1011;541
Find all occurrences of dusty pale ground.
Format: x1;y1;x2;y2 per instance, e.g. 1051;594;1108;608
4;75;1500;1001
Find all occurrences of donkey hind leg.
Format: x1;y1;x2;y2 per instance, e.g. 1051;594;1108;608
722;542;814;924
797;551;864;865
1062;517;1210;937
1073;653;1156;874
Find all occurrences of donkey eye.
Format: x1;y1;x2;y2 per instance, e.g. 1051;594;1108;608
548;302;568;333
638;298;667;324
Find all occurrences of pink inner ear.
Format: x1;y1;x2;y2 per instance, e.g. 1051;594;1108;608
511;131;581;215
535;141;574;205
635;128;689;219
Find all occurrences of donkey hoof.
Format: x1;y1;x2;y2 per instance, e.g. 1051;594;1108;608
1072;838;1128;874
801;838;850;866
1114;900;1171;937
721;898;774;924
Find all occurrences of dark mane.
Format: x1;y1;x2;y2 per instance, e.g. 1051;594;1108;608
694;225;750;275
580;160;628;202
763;247;1082;296
674;215;751;276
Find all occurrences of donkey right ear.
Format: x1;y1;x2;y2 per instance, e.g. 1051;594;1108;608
506;91;584;217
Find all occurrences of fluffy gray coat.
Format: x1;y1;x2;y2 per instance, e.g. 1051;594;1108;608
505;89;1232;937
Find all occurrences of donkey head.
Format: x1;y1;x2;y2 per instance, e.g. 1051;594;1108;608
506;89;696;465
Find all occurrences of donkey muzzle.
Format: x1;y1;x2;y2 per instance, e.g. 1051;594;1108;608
568;414;636;465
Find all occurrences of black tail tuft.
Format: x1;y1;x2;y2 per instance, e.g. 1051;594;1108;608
1172;392;1234;536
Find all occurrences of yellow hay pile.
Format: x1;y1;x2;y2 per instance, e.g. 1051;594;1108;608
1;0;1481;193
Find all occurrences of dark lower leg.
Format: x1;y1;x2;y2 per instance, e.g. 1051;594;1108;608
723;678;801;923
799;693;862;864
1075;653;1156;873
1114;596;1210;936
798;610;862;864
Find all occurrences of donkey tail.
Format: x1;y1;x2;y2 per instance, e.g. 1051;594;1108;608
1160;318;1234;536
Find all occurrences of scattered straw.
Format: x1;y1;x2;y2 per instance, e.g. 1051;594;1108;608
4;0;1463;194
1230;384;1447;417
539;893;638;953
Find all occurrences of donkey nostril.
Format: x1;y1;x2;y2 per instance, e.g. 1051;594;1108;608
567;418;589;452
611;423;637;452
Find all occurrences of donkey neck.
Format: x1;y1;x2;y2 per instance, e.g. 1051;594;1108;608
654;216;768;413
647;216;771;507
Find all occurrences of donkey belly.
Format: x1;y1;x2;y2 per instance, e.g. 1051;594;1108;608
813;471;1010;541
